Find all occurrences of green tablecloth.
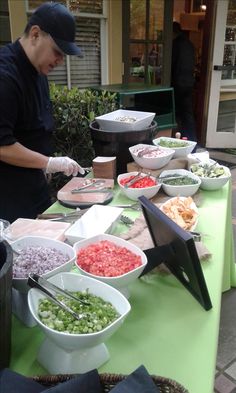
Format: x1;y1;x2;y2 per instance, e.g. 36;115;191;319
9;181;236;393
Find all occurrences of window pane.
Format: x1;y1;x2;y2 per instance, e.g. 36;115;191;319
28;0;66;11
149;0;164;42
148;43;162;84
70;17;101;87
130;0;146;40
77;0;103;14
129;43;145;83
28;0;102;14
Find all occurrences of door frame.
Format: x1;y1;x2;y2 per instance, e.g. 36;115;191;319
205;0;236;147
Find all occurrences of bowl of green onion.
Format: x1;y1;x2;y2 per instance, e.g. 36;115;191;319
28;272;131;374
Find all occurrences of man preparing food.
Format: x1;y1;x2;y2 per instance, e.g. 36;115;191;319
0;2;84;222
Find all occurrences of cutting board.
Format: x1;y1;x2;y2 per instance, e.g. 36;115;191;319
57;177;114;208
9;219;70;241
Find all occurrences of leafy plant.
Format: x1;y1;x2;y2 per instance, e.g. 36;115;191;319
49;84;118;198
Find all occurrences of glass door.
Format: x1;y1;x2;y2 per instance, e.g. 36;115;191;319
122;0;173;86
206;0;236;147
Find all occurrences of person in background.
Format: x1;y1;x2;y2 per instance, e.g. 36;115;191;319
171;21;197;142
0;2;85;223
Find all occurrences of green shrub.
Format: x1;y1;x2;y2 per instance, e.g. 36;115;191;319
50;84;118;166
48;84;118;198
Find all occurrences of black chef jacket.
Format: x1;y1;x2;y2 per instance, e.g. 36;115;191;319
0;40;54;223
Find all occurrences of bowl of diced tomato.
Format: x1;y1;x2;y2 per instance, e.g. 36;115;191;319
73;233;147;298
117;171;161;201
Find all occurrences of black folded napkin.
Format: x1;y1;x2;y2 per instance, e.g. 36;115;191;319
43;369;103;393
0;369;102;393
0;369;44;393
110;365;160;393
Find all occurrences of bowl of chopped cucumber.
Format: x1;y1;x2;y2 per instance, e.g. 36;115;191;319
28;272;131;374
190;161;231;190
152;136;197;158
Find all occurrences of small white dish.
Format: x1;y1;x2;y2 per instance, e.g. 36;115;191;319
153;136;197;158
95;109;155;132
28;272;131;374
73;233;147;298
65;204;123;244
160;169;201;197
129;143;175;170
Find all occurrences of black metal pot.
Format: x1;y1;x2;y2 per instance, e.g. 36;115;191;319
89;120;157;175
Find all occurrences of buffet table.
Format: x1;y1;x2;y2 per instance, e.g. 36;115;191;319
10;180;236;393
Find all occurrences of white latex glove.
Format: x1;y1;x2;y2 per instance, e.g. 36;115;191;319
46;157;85;176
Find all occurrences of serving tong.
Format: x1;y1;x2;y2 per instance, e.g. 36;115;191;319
71;179;106;194
28;274;90;321
124;172;152;188
137;146;160;157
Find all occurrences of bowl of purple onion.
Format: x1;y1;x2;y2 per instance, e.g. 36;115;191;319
11;236;76;293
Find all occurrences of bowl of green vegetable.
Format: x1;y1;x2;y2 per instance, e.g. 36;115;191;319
152;136;197;158
159;169;201;197
190;161;231;190
28;272;131;374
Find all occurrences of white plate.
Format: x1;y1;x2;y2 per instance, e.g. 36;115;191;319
65;204;123;244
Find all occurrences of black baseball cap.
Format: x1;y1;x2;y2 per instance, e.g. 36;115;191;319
28;2;82;56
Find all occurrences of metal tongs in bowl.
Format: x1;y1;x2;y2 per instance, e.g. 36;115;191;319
28;274;90;321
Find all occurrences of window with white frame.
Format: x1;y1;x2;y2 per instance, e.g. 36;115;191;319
27;0;107;88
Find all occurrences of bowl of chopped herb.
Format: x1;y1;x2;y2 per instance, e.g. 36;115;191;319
152;136;197;158
28;272;131;374
159;169;201;197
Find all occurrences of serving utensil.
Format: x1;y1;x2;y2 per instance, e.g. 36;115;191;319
124;172;142;188
28;274;90;321
71;188;111;194
157;174;185;183
137;147;159;157
37;210;86;221
71;179;105;193
113;202;141;210
120;215;134;226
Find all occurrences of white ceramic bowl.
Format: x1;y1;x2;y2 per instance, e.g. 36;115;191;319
73;233;147;298
95;109;155;132
160;196;198;232
11;236;76;293
129;143;175;170
117;171;161;201
65;204;123;244
190;162;231;191
159;169;201;197
153;136;197;158
28;272;131;374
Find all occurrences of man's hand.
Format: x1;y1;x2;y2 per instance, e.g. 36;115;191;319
46;157;85;176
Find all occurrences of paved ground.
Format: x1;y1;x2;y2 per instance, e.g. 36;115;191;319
208;151;236;393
